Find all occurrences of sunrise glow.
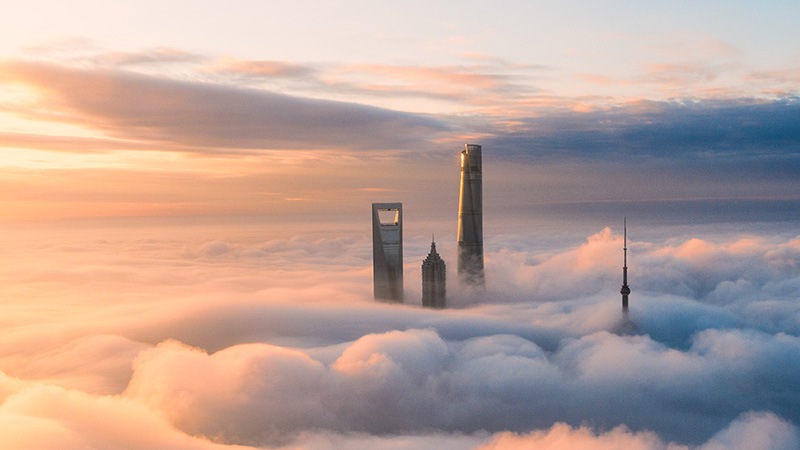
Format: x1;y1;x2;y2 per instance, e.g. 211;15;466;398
1;2;799;449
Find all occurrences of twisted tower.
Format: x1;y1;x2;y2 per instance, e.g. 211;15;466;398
457;144;484;286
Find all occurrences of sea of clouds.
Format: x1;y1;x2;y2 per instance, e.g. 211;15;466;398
0;220;798;449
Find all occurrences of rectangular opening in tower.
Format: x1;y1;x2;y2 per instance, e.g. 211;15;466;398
378;208;399;225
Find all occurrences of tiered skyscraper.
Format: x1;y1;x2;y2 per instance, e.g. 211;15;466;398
421;239;446;308
457;144;484;286
372;203;403;302
620;218;631;314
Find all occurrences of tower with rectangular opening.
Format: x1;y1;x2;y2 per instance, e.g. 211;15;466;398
372;203;403;302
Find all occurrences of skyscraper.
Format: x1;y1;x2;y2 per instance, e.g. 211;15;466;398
422;238;446;308
372;203;403;302
620;218;631;314
457;144;484;286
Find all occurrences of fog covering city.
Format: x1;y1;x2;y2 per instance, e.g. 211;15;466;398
2;2;800;449
1;213;799;449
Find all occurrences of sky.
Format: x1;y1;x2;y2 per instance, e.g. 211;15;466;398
1;1;800;449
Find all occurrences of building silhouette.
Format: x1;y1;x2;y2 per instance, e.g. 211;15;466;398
372;203;403;302
613;218;640;335
457;144;484;286
421;238;446;308
620;218;631;314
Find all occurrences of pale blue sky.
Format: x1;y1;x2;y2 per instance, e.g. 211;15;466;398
4;1;799;100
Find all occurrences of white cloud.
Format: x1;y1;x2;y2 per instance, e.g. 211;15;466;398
1;223;800;448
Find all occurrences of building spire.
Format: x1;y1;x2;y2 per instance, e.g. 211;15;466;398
422;233;447;309
620;218;631;314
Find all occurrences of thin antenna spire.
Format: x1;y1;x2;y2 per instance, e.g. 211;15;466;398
623;217;627;268
620;217;630;314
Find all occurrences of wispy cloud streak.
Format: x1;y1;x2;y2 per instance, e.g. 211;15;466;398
0;60;450;153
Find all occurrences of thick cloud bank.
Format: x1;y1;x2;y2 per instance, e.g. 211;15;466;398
120;327;800;446
1;222;799;449
477;412;799;450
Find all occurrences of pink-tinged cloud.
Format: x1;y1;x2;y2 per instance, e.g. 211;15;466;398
742;68;800;97
2;222;800;448
226;56;550;114
214;59;318;78
0;60;449;153
91;47;205;67
145;52;558;121
477;412;799;450
477;423;664;450
0;132;148;154
126;340;330;445
117;324;800;446
634;63;723;93
0;380;257;450
699;411;800;450
485;227;620;304
347;64;506;90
